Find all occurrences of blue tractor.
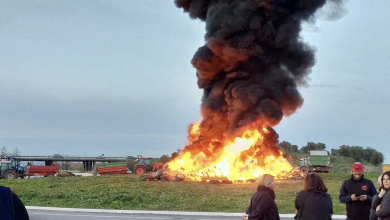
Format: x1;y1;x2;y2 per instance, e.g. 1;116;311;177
0;157;25;179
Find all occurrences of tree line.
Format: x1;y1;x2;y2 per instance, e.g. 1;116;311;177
277;141;384;166
0;146;21;157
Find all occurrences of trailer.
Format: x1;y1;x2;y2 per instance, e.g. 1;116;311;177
383;164;390;173
97;162;130;175
25;163;59;177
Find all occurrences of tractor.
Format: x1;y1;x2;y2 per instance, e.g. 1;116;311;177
134;156;164;175
0;157;25;179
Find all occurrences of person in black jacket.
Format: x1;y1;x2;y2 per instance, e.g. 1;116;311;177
0;185;30;220
294;173;333;220
339;162;377;220
243;174;280;220
375;171;390;219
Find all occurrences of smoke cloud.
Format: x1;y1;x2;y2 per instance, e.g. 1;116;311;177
175;0;346;165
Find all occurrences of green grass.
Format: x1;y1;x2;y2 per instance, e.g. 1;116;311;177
0;171;382;214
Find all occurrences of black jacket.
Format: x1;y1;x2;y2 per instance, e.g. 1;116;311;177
246;185;280;220
339;174;377;220
295;190;333;220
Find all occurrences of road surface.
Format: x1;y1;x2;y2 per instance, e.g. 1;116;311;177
27;207;346;220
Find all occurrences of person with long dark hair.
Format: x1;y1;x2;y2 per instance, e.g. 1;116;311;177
294;173;332;220
370;174;384;220
243;174;280;220
375;171;390;219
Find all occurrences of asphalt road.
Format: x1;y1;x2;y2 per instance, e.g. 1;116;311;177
28;210;298;220
28;211;242;220
27;207;346;220
27;207;246;220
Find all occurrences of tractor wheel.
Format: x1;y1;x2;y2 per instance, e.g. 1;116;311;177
175;174;185;182
47;173;54;177
300;167;308;173
4;170;16;179
135;166;146;175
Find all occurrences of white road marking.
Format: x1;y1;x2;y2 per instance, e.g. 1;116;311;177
28;212;171;219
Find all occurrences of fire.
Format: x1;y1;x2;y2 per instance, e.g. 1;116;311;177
166;0;342;183
167;122;295;182
189;122;201;141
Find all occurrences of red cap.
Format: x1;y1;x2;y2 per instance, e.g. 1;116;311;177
352;162;364;172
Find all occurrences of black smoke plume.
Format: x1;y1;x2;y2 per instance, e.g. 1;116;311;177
174;0;346;166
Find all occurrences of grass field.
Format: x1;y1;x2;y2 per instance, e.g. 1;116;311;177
0;171;382;214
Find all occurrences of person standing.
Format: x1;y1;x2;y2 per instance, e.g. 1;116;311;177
294;173;333;220
339;162;377;220
369;174;384;220
243;174;280;220
375;171;390;219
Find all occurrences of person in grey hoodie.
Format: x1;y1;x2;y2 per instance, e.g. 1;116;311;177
294;173;333;220
375;171;390;220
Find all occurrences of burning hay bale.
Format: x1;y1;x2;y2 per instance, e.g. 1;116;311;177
140;169;185;182
274;169;304;180
140;167;169;181
158;165;303;184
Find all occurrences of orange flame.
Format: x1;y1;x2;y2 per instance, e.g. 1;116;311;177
167;122;294;182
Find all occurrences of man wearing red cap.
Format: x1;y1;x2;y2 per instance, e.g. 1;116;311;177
339;162;377;220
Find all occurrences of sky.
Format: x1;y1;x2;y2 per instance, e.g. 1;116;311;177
1;1;390;163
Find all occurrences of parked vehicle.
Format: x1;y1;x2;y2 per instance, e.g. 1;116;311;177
134;156;164;175
97;162;130;175
95;154;105;159
0;157;25;179
53;154;64;158
299;150;330;173
25;163;59;177
383;164;390;173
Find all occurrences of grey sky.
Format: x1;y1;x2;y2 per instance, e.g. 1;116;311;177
1;1;389;163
